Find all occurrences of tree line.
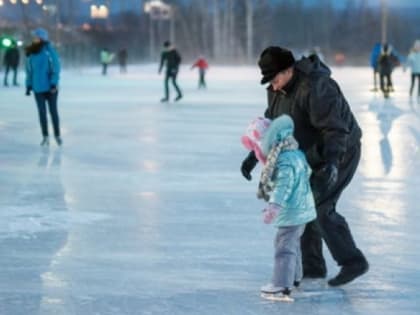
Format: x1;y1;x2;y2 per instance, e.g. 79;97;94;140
1;0;419;65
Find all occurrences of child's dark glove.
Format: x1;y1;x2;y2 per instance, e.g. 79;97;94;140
25;86;32;96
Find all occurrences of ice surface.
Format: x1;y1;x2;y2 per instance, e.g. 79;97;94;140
0;64;419;314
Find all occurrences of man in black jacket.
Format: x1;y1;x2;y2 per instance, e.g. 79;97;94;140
3;41;20;87
158;40;182;102
241;46;369;286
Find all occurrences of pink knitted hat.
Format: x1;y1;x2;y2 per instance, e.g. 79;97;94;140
241;117;271;164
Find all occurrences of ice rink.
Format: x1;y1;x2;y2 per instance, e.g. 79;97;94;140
1;64;420;315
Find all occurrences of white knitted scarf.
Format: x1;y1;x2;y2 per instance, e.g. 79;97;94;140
257;136;299;201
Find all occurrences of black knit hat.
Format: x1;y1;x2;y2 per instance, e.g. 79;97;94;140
258;46;296;84
163;40;171;48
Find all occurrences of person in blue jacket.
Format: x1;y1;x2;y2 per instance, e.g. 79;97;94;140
370;42;382;91
25;28;62;146
241;115;316;301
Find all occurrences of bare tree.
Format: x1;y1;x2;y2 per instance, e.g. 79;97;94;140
245;0;254;62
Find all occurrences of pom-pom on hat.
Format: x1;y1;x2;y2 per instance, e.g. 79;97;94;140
241;117;272;164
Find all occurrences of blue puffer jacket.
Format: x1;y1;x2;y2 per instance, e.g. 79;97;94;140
261;116;317;227
25;42;60;93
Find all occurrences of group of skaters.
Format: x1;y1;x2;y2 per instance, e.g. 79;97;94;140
100;47;128;75
3;32;209;148
370;40;420;98
99;40;209;103
158;40;209;102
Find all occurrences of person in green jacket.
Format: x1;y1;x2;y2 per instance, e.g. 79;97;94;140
100;48;114;76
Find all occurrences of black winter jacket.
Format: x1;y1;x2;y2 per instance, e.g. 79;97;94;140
4;47;20;67
159;49;181;74
264;55;362;170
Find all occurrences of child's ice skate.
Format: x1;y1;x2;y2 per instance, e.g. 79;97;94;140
260;283;294;302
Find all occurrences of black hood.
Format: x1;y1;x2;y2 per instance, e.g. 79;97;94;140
295;54;331;78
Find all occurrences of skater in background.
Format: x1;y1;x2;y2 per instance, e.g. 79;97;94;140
100;48;114;76
118;48;128;74
377;43;399;97
241;46;369;286
405;40;420;98
25;28;62;146
158;40;182;102
241;115;316;301
191;55;208;89
3;40;20;87
370;42;382;91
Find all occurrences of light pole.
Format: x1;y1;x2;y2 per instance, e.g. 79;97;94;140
144;0;173;61
42;1;60;46
381;0;387;43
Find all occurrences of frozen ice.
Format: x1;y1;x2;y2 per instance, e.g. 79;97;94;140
0;64;419;314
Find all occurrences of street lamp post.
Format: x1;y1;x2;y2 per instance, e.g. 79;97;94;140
42;1;60;46
144;0;173;61
381;0;387;43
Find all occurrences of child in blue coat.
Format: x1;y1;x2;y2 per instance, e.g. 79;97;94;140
242;115;316;301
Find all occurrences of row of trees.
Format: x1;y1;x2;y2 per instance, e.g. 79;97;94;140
163;0;419;63
1;0;419;65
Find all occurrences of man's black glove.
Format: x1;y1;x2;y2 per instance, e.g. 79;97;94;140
319;162;338;190
25;86;32;96
241;151;258;181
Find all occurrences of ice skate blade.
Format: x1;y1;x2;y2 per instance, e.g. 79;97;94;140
260;292;294;303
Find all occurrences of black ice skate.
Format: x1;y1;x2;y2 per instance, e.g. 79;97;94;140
55;136;62;146
40;136;49;146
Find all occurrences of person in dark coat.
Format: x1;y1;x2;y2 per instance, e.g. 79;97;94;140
118;48;128;74
240;46;369;287
378;43;398;97
158;40;182;102
3;40;20;86
370;42;382;91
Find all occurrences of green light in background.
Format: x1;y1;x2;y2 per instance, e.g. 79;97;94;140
1;37;13;48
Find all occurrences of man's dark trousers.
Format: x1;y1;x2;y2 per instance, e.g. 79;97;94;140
4;65;18;86
164;71;182;100
302;143;365;275
35;91;60;137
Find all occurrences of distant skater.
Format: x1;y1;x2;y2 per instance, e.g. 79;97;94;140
378;43;399;98
406;40;420;98
370;42;382;91
191;56;209;89
25;28;62;146
118;48;128;74
100;48;114;76
3;40;20;87
158;41;182;102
